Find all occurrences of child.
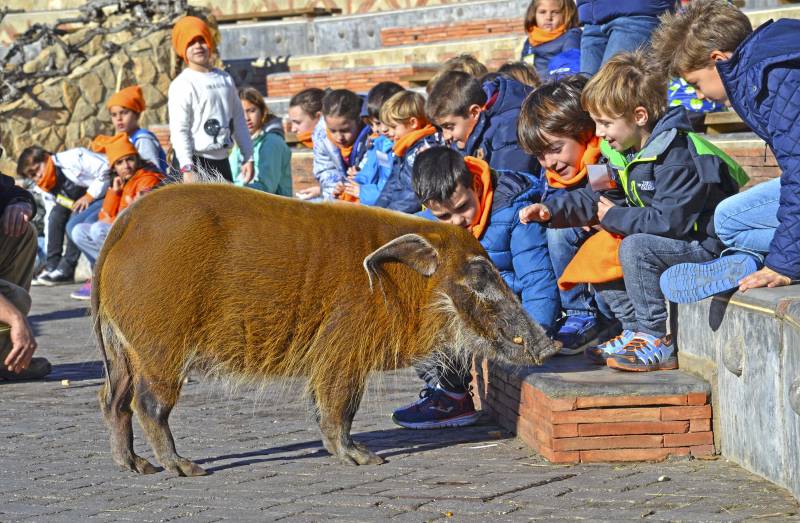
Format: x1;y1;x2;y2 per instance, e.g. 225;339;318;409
168;16;253;183
650;0;798;299
16;146;109;286
497;61;541;88
341;82;405;206
372;91;441;213
392;147;558;429
577;0;673;75
520;0;581;81
69;134;163;300
303;89;370;201
287;87;324;149
106;85;167;173
426;70;540;174
426;54;489;95
229;87;292;197
519;51;746;372
517;75;614;354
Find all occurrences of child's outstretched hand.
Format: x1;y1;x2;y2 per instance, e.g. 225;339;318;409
347;166;359;179
738;266;792;292
295;186;321;200
519;204;551;224
344;182;360;199
239;161;254;184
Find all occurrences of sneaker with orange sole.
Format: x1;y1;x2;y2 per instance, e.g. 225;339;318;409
606;333;678;372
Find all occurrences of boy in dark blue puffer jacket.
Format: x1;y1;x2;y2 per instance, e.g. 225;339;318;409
651;0;798;299
391;146;558;430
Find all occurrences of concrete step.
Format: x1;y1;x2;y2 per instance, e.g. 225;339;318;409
676;285;800;500
472;357;713;463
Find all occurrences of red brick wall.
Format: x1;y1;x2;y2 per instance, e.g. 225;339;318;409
267;65;427;98
724;144;779;187
380;18;523;47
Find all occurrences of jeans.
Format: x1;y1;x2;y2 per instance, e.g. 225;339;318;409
547;226;597;316
594;234;715;338
580;15;661;75
415;351;472;394
714;178;780;261
66;198;104;243
72;221;112;266
46;204;81;275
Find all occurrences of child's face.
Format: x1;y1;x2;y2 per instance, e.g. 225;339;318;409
109;106;140;134
288;105;319;134
535;0;564;31
436;106;481;148
374;119;390;137
386;117;421;142
241;99;264;135
113;154;138;180
21;159;46;183
683;65;729;106
590;111;644;152
426;182;480;229
537;132;587;180
324;115;360;147
185;36;212;69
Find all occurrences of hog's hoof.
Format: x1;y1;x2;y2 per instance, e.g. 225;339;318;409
115;454;158;475
338;443;385;466
164;458;208;477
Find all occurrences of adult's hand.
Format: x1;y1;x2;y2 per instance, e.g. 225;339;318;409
739;266;792;292
1;202;33;237
4;317;37;374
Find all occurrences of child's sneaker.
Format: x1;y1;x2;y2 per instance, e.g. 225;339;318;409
584;329;636;365
70;280;92;301
31;268;53;286
554;314;599;355
659;253;759;304
607;333;678;372
36;269;73;286
392;387;481;429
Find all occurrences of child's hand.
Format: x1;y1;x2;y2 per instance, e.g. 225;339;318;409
332;182;344;197
295;186;321;200
597;196;616;222
519;204;551;224
72;194;92;213
239;161;254;184
347;166;359;178
738;266;792;292
111;176;125;193
344;183;360;199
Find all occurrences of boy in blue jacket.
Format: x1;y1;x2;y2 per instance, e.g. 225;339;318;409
519;51;745;372
392;147;558;429
425;71;540;174
651;0;798;299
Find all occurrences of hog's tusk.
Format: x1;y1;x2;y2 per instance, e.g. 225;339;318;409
513;336;524;345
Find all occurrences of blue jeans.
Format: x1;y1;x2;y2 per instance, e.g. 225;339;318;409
580;15;661;75
714;178;780;262
546;226;596;316
66;198;104;243
72;221;112;266
594;234;715;338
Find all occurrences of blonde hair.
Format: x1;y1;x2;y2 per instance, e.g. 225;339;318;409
426;54;489;94
524;0;578;33
650;0;752;77
581;50;667;125
380;91;428;126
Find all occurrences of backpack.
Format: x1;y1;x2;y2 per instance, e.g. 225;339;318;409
131;128;168;174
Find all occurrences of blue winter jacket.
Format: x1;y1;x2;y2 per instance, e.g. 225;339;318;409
375;132;442;214
576;0;673;25
354;135;394;207
419;170;560;332
718;18;800;279
521;28;581;80
455;76;541;175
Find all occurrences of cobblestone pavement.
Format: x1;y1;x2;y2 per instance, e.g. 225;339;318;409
1;285;798;522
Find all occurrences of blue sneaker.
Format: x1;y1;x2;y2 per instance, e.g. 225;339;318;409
607;333;678;372
660;254;759;304
555;314;599;355
392;388;480;429
584;329;636;365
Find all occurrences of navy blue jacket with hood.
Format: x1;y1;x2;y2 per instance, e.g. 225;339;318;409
375;132;442;214
576;0;672;25
717;18;800;280
521;28;582;80
454;76;540;175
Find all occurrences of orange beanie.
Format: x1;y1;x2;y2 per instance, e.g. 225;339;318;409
93;133;138;167
106;85;145;114
171;16;215;61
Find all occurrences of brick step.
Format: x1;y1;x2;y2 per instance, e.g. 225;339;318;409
380;18;521;47
471;356;713;464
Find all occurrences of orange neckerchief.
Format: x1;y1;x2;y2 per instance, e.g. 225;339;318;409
392;125;437;156
36;156;57;193
326;128;355;165
545;136;602;189
558;229;624;290
528;24;567;47
297;130;314;149
465;156;494;240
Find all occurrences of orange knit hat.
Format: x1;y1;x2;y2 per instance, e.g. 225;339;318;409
106;85;145;114
92;133;138;167
171;16;215;61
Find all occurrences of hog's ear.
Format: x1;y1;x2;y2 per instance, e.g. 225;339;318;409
363;233;440;293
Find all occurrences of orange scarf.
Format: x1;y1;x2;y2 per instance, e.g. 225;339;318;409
36;156;57;193
465;156;494;240
326;128;355;165
297;130;313;149
528;24;567;47
392;125;437;156
558;229;624;290
544;136;602;189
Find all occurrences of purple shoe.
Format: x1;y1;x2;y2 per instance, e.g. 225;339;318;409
70;280;92;301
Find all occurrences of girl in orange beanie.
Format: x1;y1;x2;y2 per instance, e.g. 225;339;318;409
168;16;253;183
105;85;167;173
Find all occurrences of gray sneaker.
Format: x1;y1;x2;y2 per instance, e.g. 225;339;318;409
0;357;52;381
